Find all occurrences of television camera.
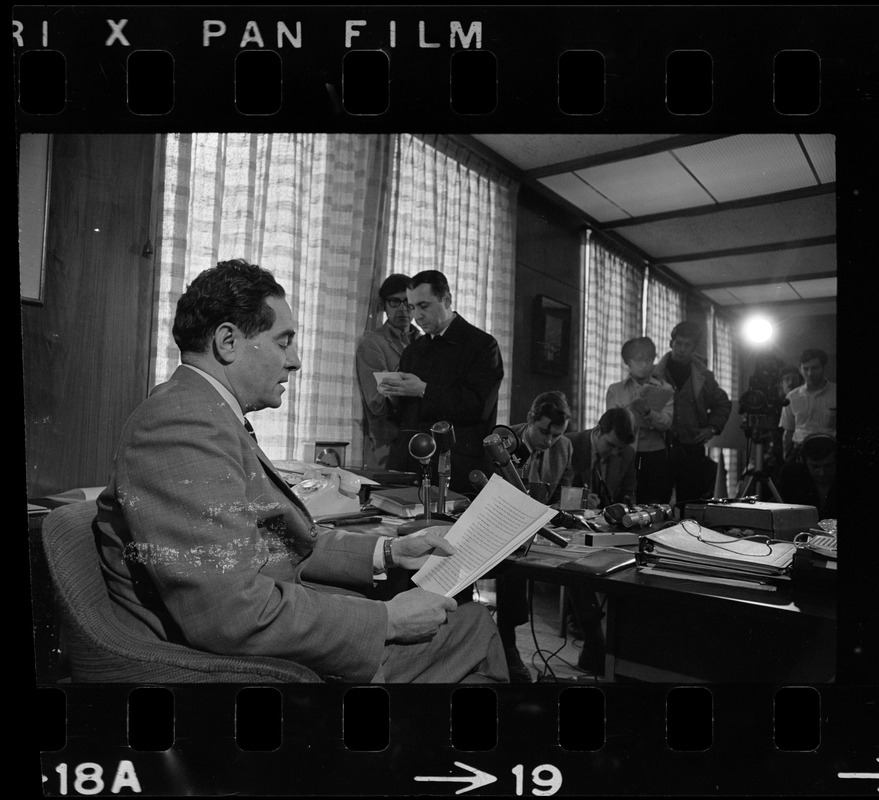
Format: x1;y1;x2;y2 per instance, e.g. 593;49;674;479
738;355;789;443
737;355;788;501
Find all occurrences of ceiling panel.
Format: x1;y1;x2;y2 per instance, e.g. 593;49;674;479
574;152;711;218
470;133;678;171
725;283;803;304
467;132;836;309
661;244;837;288
536;172;628;222
617;194;836;257
800;134;836;184
790;276;838;298
673;134;821;202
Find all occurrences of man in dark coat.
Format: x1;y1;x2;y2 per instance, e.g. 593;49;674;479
380;270;504;495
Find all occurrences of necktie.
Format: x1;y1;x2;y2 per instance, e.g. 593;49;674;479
244;418;258;443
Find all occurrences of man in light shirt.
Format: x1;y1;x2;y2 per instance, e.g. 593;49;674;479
779;348;837;462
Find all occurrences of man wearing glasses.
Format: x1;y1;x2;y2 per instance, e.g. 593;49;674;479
355;274;418;468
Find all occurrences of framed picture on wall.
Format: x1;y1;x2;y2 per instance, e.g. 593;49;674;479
532;294;571;375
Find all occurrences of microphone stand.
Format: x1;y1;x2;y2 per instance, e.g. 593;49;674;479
482;433;568;548
430;421;458;524
397;432;454;535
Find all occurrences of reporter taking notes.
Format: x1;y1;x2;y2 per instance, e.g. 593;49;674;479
95;259;508;683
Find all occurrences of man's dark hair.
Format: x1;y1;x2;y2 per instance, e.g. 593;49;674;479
799;348;828;367
528;391;571;427
596;407;636;445
801;433;836;461
172;259;286;354
409;270;451;301
670;320;702;344
379;273;411;301
621;336;656;363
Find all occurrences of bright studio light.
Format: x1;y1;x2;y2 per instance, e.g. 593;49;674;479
742;315;774;345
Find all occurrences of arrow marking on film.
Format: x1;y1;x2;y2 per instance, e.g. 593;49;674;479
838;756;879;783
415;761;498;795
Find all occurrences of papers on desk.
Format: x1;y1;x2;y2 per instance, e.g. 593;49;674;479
637;521;796;590
412;473;556;598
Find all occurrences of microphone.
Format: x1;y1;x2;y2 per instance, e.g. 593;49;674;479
469;469;489;494
409;433;436;523
483;433;568;548
430;421;456;517
484;433;528;493
409;432;436;464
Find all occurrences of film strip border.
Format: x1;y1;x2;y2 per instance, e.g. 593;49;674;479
38;684;878;795
11;5;879;131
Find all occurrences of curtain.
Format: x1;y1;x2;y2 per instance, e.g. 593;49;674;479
581;237;644;430
384;133;519;425
644;270;687;357
711;311;741;495
153;133;391;464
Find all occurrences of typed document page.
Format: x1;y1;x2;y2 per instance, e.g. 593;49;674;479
412;473;556;597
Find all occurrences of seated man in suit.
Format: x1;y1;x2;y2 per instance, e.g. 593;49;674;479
777;432;838;521
494;391;574;682
565;407;637;675
95;258;508;683
568;407;638;507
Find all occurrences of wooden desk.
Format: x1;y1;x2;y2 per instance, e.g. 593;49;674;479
501;546;836;683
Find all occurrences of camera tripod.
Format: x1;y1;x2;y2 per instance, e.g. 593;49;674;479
737;438;783;503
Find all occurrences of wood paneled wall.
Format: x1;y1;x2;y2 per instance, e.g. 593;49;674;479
22;134;157;498
510;186;583;426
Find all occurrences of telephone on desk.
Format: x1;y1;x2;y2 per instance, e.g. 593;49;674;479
285;465;365;521
794;521;838;560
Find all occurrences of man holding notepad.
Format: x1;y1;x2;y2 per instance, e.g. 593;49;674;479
606;336;675;504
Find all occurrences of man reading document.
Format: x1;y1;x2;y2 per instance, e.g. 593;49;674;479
96;259;507;683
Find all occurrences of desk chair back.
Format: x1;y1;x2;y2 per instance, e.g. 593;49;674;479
40;500;323;683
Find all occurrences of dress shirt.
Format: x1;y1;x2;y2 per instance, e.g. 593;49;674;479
779;380;837;443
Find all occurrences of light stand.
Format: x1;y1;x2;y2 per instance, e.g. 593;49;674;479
736;417;783;502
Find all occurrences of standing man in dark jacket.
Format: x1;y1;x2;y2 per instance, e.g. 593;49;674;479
380;270;504;494
654;320;732;507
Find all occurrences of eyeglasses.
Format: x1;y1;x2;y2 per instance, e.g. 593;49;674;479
384;297;408;309
680;519;773;557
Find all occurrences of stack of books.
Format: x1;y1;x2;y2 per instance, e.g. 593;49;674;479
368;486;468;518
637;521;797;592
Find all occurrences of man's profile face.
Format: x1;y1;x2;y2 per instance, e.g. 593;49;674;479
670;335;698;365
800;358;825;389
526;415;568;452
384;290;412;331
595;431;626;460
232;295;301;412
407;283;453;335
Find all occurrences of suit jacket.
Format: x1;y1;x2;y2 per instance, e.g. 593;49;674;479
566;427;637;504
389;313;504;493
508;422;573;504
95;365;387;682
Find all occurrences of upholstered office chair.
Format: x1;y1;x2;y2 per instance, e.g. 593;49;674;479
40;500;322;683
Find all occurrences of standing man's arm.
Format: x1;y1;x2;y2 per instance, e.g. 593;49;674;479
356;335;395;418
